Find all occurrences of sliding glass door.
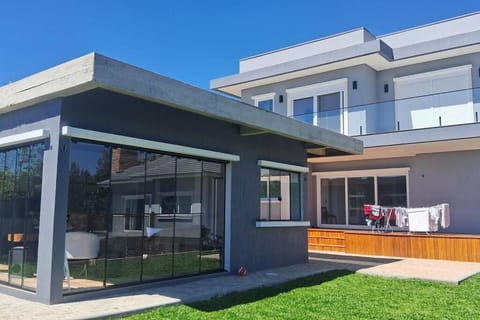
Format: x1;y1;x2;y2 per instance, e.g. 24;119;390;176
64;141;226;294
317;169;409;227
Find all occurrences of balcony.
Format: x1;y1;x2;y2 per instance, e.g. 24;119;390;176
290;87;480;137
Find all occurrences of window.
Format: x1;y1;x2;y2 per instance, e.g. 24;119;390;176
286;79;348;133
122;194;152;231
0;142;45;292
65;141;226;293
315;168;409;227
252;93;276;112
394;65;473;130
258;161;307;222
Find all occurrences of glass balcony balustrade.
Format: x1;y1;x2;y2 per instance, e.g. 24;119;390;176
290;87;480;136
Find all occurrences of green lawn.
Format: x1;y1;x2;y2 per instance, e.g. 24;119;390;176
124;270;480;320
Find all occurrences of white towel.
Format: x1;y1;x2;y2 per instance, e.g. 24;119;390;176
407;208;431;232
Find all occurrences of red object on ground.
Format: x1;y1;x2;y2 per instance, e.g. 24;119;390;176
237;266;247;276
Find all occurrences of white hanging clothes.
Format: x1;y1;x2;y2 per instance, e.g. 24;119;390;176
439;203;450;228
406;208;431;232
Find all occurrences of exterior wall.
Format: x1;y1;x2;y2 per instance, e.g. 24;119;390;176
61;88;309;274
241;64;377;116
310;150;480;234
376;52;480;103
240;28;375;72
0;100;67;304
242;53;480;116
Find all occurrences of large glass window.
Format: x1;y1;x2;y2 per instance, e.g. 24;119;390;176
293;97;314;125
259;168;302;221
64;141;226;294
348;177;375;225
320;178;346;225
318;92;341;132
107;148;145;286
378;176;407;207
0;143;45;291
317;169;408;227
288;79;347;133
65;142;110;292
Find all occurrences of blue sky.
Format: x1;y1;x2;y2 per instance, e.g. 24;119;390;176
1;1;479;90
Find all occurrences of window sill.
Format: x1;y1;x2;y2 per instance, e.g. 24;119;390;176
256;220;311;228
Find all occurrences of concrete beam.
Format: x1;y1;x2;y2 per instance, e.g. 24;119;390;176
239;126;267;136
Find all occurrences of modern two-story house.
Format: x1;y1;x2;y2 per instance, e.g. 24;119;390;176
212;12;480;236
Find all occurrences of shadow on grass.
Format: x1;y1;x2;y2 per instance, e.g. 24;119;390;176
188;269;353;312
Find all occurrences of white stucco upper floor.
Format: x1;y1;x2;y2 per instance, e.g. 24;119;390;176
211;12;480;96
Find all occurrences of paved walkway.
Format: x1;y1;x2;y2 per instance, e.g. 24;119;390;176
0;253;479;320
357;258;480;284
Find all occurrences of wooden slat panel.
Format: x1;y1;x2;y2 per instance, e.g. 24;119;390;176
308;228;346;252
341;231;480;262
308;228;480;261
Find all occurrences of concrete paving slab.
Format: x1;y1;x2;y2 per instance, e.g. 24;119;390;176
357;258;480;284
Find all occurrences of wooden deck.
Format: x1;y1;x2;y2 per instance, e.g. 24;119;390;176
308;228;480;262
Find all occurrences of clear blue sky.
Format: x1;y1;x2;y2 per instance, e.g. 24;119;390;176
1;0;479;90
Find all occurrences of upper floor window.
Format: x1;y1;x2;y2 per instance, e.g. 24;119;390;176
286;79;348;134
252;93;276;112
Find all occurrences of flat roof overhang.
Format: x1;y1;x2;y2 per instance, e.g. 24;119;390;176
0;53;362;157
309;122;480;164
212;30;480;97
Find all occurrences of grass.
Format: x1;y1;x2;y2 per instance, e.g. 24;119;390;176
123;270;480;320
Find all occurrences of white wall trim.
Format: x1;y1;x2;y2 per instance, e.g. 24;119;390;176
313;167;410;178
62;126;240;162
256;220;311;228
393;64;472;84
0;129;49;149
258;160;309;173
224;163;232;272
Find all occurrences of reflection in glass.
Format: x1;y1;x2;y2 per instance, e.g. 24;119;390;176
64;141;226;294
348;177;375;225
318;92;341;133
106;148;145;286
258;99;273;112
293;97;314;125
142;154;176;281
378;176;407;207
259;168;301;221
65;142;110;292
200;162;225;272
0;143;45;291
173;158;202;277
